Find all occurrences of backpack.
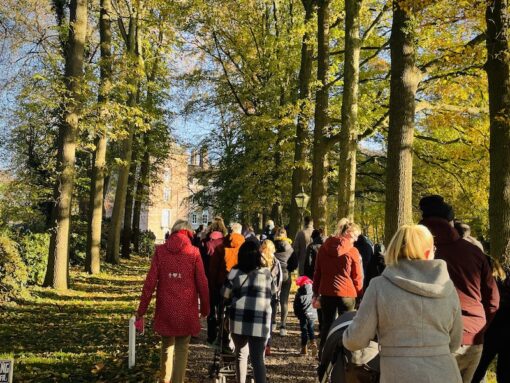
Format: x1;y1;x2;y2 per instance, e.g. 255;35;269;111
270;258;283;301
287;251;298;273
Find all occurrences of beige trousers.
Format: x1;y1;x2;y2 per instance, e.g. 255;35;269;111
454;344;484;383
160;336;191;383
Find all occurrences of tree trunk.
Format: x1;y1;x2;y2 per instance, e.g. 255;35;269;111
85;0;112;274
311;0;330;232
133;136;150;253
486;0;510;264
289;0;315;239
337;0;362;221
44;0;88;290
384;2;420;244
105;10;141;264
121;156;138;259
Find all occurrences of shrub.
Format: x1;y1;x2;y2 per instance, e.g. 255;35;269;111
138;230;156;257
69;218;87;266
19;233;50;285
0;234;28;302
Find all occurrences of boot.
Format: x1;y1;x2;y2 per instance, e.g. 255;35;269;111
300;344;307;355
309;340;317;357
265;345;271;356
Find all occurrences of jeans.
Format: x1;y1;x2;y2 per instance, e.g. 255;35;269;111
319;296;356;357
454;344;483;383
299;318;315;346
160;335;190;383
279;272;291;329
231;334;267;383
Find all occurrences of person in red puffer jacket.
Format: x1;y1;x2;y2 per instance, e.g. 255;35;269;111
313;218;363;357
136;219;209;383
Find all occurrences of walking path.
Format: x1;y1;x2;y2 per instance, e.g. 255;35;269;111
1;256;317;382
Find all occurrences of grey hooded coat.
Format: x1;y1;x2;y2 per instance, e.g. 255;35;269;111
343;259;463;383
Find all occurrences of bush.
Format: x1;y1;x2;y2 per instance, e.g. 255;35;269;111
0;234;28;302
19;233;50;285
138;230;156;257
69;218;87;266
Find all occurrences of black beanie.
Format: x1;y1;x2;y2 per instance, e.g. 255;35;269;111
419;195;455;221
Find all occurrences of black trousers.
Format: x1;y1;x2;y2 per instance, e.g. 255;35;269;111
318;295;356;357
472;310;510;383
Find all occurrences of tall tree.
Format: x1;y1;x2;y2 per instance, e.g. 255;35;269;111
289;0;315;239
310;0;331;231
384;0;421;243
85;0;112;274
44;0;88;289
486;0;510;264
106;2;143;264
337;0;362;220
120;155;137;259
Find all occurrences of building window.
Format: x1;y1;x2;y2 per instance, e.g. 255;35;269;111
163;187;171;202
202;211;209;224
161;209;171;229
164;168;172;182
192;213;197;225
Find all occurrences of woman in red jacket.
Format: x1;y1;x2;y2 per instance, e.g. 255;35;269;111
312;218;363;357
136;220;209;383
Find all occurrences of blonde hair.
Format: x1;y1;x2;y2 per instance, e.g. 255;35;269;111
231;222;242;234
334;218;361;237
276;227;287;238
260;240;275;268
385;224;434;266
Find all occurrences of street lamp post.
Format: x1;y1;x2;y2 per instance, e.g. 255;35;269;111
294;189;310;227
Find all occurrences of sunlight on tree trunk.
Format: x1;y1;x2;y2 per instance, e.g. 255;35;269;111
44;0;88;289
384;1;420;244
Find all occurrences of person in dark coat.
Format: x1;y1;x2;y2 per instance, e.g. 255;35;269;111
273;227;294;336
354;233;374;282
419;195;500;383
303;228;325;279
294;275;318;356
472;260;510;382
365;243;385;287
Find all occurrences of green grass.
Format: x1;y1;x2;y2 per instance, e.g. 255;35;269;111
0;257;163;382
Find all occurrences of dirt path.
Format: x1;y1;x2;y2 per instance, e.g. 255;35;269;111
1;256;318;382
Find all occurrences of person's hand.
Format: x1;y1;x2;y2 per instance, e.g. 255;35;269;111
200;313;208;319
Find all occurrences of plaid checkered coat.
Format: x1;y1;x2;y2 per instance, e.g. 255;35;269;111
223;267;276;338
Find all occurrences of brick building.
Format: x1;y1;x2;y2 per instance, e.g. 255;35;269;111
138;144;212;243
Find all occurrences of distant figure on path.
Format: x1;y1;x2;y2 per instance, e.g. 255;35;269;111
293;275;318;356
294;216;314;275
343;224;463;383
273;228;294;336
354;232;374;284
419;195;499;383
313;218;363;357
136;220;209;383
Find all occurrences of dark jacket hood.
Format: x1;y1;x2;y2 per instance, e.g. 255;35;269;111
383;259;454;298
420;217;460;245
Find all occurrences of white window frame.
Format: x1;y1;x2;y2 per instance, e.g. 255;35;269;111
164;168;172;182
163;187;171;202
192;213;198;225
161;209;171;229
202;211;209;224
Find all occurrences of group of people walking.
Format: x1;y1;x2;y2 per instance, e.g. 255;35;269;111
135;194;509;383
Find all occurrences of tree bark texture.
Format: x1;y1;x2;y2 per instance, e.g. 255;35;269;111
289;0;315;240
384;2;420;244
132;137;150;253
106;11;141;264
85;0;112;274
121;156;138;259
311;0;330;232
337;0;362;221
44;0;88;290
486;0;510;264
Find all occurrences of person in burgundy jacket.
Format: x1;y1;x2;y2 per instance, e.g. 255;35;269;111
419;195;499;383
136;220;209;383
202;217;228;344
313;218;363;357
